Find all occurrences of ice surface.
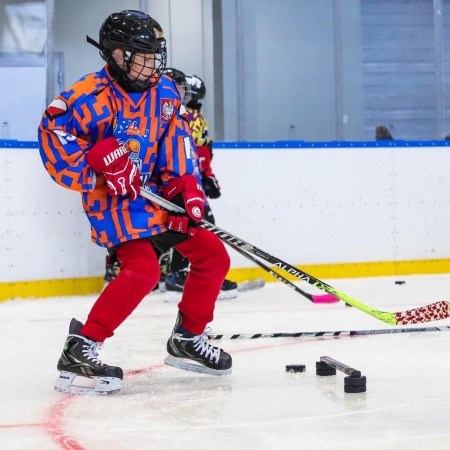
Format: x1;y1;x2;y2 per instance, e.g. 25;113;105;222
2;274;450;449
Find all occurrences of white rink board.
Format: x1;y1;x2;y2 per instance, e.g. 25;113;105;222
0;148;104;283
211;146;450;268
1;144;450;282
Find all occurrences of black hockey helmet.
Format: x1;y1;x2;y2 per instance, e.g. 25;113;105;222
185;74;206;109
87;10;167;91
162;67;186;84
99;10;165;56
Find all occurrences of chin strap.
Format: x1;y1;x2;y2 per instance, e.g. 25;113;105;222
86;35;112;64
86;35;101;49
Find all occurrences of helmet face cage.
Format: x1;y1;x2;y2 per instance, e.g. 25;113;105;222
99;10;167;89
122;46;166;89
185;74;206;107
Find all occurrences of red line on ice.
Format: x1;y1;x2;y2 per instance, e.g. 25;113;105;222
33;337;329;449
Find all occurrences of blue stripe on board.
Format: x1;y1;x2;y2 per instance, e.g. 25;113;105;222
213;140;450;149
2;139;450;150
0;140;39;148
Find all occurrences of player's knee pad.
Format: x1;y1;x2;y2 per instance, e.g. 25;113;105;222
178;229;230;279
119;268;159;296
116;239;160;294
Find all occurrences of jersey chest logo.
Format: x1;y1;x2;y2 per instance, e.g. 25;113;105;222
161;99;175;122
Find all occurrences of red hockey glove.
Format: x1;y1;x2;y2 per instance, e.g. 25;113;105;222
87;137;141;200
163;175;205;236
197;145;212;174
196;145;221;199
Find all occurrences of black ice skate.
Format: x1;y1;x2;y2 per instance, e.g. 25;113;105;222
164;269;189;303
104;255;120;284
164;270;239;303
54;318;123;395
164;313;232;376
217;278;239;301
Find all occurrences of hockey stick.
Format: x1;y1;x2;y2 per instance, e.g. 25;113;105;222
207;325;450;340
140;188;450;325
232;244;338;304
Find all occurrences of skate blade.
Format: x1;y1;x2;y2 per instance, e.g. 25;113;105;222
217;288;239;301
54;371;122;395
164;355;232;376
237;278;265;292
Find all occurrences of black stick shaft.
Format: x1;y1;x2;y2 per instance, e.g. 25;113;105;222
207;325;450;340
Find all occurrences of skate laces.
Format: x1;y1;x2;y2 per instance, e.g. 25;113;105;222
81;339;104;365
174;331;220;363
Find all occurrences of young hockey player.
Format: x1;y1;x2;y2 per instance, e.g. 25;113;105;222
38;10;232;395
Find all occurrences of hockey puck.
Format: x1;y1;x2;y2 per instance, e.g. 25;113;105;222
344;375;367;393
395;281;406;285
344;384;366;393
286;364;306;373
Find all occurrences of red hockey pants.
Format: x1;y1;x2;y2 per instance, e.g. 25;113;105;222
81;228;230;342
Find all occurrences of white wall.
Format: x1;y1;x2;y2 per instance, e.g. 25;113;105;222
221;0;364;141
0;66;46;141
2;143;450;283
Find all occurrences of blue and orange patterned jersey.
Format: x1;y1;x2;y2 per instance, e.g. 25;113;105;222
185;108;211;148
38;66;198;248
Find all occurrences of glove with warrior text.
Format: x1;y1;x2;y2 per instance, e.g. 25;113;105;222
163;175;205;236
197;145;221;199
87;137;141;200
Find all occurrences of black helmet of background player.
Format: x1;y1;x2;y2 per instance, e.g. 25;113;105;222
185;74;206;110
88;10;167;92
162;67;190;103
